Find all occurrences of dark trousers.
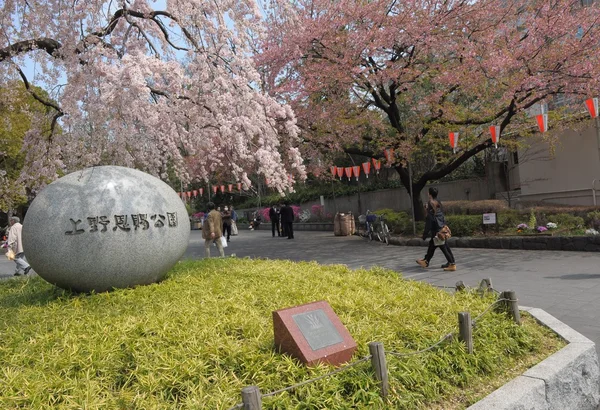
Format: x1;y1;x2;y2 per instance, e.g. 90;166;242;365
424;238;455;264
284;222;294;238
223;224;231;240
272;220;280;237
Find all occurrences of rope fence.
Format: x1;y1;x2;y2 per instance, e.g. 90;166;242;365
227;280;521;410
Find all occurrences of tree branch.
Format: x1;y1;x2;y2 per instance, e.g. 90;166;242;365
15;66;63;139
0;38;62;62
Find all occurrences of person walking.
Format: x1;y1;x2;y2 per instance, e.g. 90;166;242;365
269;204;281;237
230;206;238;236
222;206;232;242
7;216;32;276
202;202;225;257
280;201;295;239
416;187;456;271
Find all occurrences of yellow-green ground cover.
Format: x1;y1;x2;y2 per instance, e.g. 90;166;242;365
0;259;563;409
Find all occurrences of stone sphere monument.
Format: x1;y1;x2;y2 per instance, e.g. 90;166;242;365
23;166;190;292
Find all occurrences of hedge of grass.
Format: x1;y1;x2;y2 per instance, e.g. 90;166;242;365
0;259;563;409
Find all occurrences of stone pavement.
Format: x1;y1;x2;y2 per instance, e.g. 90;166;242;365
3;229;600;351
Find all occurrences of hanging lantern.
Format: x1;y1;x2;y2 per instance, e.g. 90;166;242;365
489;126;501;149
219;185;224;193
237;182;242;191
199;188;203;196
193;190;198;197
186;191;191;198
330;165;337;177
228;184;233;192
536;103;548;133
213;186;218;194
384;148;395;166
372;158;382;175
344;166;352;180
352;166;361;181
449;132;459;154
336;166;344;180
536;114;548;133
362;162;371;178
585;98;598;118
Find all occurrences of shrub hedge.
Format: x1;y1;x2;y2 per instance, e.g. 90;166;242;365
0;259;562;409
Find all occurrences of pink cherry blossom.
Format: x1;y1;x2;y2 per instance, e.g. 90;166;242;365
0;0;306;202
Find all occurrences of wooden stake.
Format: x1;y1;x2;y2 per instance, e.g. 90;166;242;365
241;385;262;410
505;290;521;325
368;341;389;398
458;312;473;354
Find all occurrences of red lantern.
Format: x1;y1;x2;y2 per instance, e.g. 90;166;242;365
237;182;242;191
219;185;224;193
193;190;198;197
586;98;598;118
228;184;233;192
199;188;203;196
362;162;371;178
344;166;352;180
384;148;394;165
213;186;218;194
449;132;459;153
330;165;337;177
489;126;500;149
372;158;382;174
352;166;360;181
536;103;548;133
336;166;344;180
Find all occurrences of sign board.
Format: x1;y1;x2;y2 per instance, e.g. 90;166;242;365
483;213;497;225
273;300;357;366
320;195;325;206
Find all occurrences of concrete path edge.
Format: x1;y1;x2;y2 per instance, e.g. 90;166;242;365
467;306;600;409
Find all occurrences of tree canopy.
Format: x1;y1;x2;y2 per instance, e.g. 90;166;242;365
258;0;600;214
0;0;306;199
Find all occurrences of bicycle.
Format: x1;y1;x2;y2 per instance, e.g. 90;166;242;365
358;211;377;241
372;214;391;245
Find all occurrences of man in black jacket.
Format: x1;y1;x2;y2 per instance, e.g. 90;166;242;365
280;201;294;239
269;205;281;237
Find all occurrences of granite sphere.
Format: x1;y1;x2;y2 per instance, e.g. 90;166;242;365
23;166;190;292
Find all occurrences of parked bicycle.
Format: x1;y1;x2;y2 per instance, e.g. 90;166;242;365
373;214;391;245
358;211;377;241
358;211;390;245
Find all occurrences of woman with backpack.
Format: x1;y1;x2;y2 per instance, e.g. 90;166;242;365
416;187;456;271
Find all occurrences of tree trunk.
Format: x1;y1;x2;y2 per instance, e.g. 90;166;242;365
394;164;426;222
411;186;425;222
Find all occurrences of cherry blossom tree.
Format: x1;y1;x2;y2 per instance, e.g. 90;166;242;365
0;0;305;202
258;0;600;218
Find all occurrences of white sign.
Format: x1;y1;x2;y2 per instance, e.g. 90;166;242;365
483;213;497;225
320;195;325;206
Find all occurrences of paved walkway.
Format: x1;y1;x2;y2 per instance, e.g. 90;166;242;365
3;229;600;350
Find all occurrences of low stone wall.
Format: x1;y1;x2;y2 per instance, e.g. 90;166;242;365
390;235;600;252
467;307;600;409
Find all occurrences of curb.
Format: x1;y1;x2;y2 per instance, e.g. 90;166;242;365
467;306;600;409
389;235;600;252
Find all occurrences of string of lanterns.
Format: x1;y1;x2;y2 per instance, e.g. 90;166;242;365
179;99;599;192
331;98;599;182
178;182;244;199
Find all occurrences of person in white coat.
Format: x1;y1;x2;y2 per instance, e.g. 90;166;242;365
7;216;31;276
